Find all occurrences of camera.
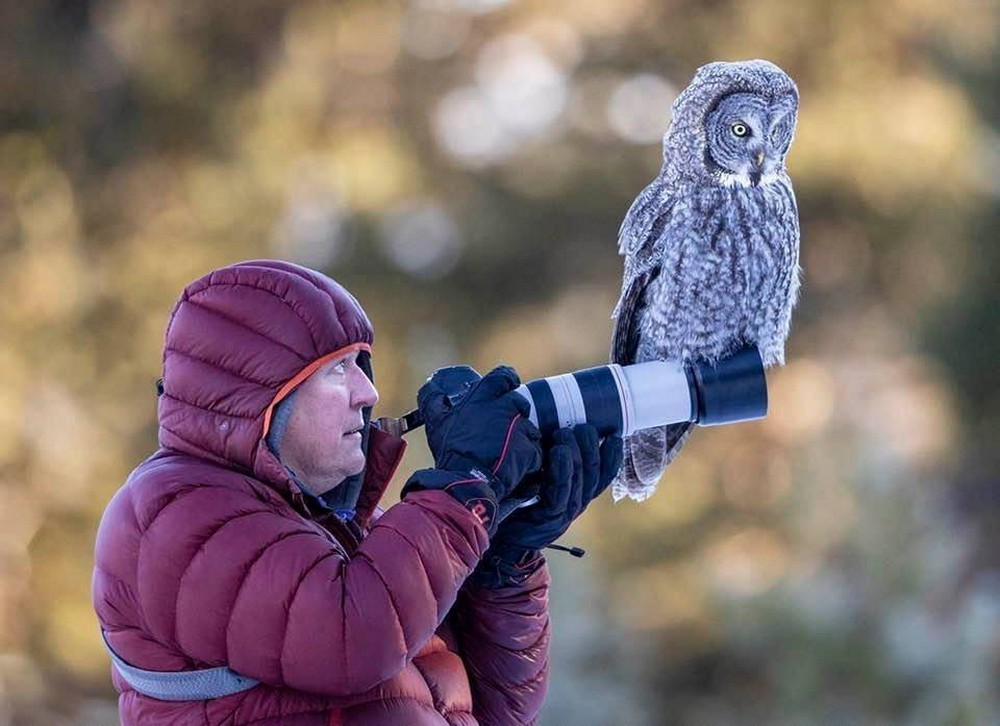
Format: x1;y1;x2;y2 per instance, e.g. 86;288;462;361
377;345;768;439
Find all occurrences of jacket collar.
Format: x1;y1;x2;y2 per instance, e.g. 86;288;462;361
251;425;407;527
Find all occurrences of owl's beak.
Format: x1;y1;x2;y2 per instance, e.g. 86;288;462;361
749;150;766;186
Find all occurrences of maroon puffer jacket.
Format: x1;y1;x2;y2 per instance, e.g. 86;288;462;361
92;260;550;725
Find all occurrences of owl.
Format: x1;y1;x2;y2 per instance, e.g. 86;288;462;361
611;59;801;502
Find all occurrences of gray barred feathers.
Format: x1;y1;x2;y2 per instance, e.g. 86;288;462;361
610;59;802;503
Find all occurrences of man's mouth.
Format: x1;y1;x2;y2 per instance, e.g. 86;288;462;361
343;425;364;437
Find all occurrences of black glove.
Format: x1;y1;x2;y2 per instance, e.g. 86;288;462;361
468;424;623;588
402;365;543;536
417;365;542;499
416;365;481;459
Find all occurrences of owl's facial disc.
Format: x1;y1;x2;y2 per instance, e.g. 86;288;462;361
705;92;794;187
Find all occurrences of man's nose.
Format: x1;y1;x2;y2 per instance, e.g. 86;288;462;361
352;370;379;408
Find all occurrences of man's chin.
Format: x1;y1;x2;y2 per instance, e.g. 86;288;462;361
345;449;367;477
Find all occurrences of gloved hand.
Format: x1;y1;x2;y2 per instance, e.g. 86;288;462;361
468;424;623;588
402;365;543;536
417;365;542;499
416;364;482;461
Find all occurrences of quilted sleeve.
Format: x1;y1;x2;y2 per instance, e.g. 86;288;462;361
138;486;488;697
448;563;551;726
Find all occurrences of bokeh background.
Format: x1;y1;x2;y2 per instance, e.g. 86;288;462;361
2;0;998;724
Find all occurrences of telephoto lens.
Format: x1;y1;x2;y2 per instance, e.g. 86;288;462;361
513;345;768;438
374;346;768;439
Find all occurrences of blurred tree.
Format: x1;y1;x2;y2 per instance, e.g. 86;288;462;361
922;35;1000;632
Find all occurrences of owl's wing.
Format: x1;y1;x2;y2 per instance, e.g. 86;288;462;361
611;262;694;500
617;177;673;258
612;180;678;364
611;265;660;365
611;188;693;501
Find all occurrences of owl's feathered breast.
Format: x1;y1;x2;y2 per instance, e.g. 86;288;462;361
615;174;799;366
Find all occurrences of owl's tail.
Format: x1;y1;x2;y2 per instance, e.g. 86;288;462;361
611;422;693;502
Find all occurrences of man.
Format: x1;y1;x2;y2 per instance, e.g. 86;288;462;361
92;260;621;725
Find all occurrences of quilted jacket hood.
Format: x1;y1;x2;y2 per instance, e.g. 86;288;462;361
156;259;382;515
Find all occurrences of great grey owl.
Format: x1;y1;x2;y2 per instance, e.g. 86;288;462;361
611;59;801;502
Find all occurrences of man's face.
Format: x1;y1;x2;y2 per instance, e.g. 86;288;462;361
279;350;379;495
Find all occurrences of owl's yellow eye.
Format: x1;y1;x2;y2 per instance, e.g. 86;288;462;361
731;122;749;137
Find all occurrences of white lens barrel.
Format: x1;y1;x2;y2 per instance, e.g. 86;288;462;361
618;360;695;434
515;361;692;437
